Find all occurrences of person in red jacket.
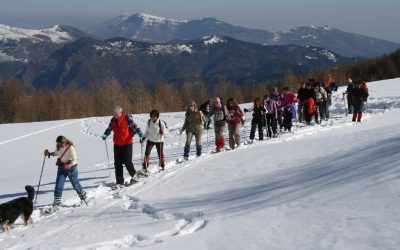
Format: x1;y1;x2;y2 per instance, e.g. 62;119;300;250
102;105;144;186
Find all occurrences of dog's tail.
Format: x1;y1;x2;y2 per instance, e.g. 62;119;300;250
25;185;35;201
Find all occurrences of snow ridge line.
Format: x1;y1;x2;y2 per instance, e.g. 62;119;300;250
0;119;84;146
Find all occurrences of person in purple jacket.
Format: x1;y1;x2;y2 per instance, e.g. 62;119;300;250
271;87;284;130
264;94;278;138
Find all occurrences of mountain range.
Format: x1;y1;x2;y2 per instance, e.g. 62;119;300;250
21;35;353;89
1;12;399;88
87;13;400;58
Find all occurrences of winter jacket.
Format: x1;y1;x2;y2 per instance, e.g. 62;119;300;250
227;104;244;125
303;88;316;101
211;105;229;126
182;111;204;133
104;113;142;146
271;93;284;108
54;145;77;168
265;100;278;117
297;87;307;102
352;87;369;106
199;101;212;116
314;86;327;102
246;105;266;123
282;92;297;106
346;83;355;102
144;118;167;143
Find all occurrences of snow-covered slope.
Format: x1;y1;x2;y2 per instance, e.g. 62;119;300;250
1;78;400;249
0;24;74;43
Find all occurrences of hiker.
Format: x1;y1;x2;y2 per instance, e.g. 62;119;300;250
199;99;212;130
282;87;297;132
143;109;167;172
343;78;355;114
181;100;204;160
226;97;244;149
303;81;317;125
211;97;229;152
244;97;266;142
297;82;307;123
313;81;327;124
101;105;144;186
352;81;369;122
44;136;87;209
264;95;278;138
271;87;284;130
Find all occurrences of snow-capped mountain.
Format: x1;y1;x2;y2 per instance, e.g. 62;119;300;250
0;24;91;80
0;24;90;62
87;13;400;58
88;12;187;42
22;35;352;89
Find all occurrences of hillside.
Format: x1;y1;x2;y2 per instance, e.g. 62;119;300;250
0;78;399;249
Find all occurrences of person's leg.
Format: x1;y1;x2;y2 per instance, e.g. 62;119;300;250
249;122;256;140
122;144;136;177
228;124;235;149
155;142;165;169
144;141;155;170
54;166;67;205
234;123;241;146
257;122;264;140
184;132;193;157
114;145;124;184
266;115;272;138
298;103;303;122
195;131;202;156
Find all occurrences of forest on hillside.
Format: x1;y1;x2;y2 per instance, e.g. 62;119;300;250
0;49;399;123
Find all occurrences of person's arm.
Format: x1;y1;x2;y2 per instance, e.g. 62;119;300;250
101;118;113;140
127;115;143;137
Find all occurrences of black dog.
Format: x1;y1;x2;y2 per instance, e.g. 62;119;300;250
0;185;35;231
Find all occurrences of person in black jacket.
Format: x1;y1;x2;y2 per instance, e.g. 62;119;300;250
343;78;355;114
244;97;266;142
352;81;369;122
297;82;307;123
199;99;212;129
302;81;317;125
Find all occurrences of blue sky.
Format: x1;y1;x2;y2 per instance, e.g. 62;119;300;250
1;0;399;42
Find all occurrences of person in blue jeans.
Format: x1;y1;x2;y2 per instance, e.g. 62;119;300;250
44;135;87;208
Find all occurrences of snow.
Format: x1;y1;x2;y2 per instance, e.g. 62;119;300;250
203;35;225;45
272;33;281;42
147;44;193;55
311;47;338;62
0;24;73;43
137;13;187;25
1;78;400;249
0;51;19;62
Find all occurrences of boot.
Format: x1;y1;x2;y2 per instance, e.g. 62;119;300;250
196;145;202;157
78;191;87;201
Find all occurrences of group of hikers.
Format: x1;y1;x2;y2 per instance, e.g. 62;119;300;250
42;74;369;210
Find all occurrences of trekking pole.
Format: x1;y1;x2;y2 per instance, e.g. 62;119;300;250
35;155;47;203
104;140;112;177
206;128;210;153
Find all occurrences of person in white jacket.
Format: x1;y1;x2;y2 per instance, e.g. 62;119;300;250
44;135;87;208
142;109;168;172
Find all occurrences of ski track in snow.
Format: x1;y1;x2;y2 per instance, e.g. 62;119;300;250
1;79;400;249
0;119;84;146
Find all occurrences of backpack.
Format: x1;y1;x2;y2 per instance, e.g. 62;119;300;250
147;119;168;133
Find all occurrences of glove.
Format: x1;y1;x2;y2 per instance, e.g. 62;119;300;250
138;132;144;138
44;149;50;157
244;108;248;112
140;137;146;144
101;134;108;140
159;128;164;135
